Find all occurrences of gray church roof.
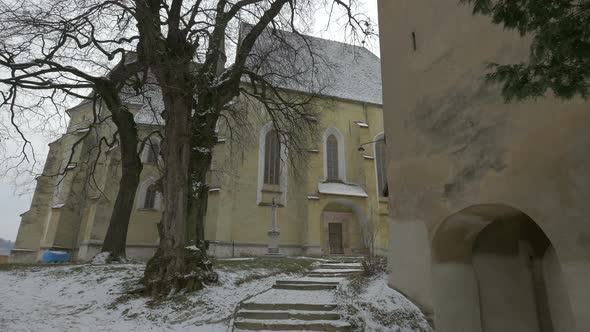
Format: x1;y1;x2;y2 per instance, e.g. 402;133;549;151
312;37;382;105
242;24;383;105
115;27;382;125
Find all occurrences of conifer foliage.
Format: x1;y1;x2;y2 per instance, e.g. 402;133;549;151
462;0;590;100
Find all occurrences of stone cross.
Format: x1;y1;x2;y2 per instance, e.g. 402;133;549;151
267;196;280;255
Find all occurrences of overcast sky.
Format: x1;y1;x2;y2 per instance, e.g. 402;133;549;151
0;1;379;241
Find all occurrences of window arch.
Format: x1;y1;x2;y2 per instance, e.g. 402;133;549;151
323;127;345;182
143;138;160;164
374;133;387;197
137;178;161;210
257;123;288;206
326;135;339;181
264;130;281;185
144;184;158;209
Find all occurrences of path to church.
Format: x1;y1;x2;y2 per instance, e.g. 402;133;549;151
232;258;363;331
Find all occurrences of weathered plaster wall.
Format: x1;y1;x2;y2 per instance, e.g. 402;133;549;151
473;252;541;332
379;0;590;330
543;247;576;332
14;91;389;261
204;95;388;256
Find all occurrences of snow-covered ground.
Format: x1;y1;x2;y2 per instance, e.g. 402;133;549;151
336;272;433;332
0;260;302;332
0;259;431;332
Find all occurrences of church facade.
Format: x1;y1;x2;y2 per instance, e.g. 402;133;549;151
11;35;387;262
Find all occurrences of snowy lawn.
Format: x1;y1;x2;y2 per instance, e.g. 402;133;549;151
336;272;433;332
0;257;318;332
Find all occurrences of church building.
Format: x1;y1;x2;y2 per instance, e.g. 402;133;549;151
11;31;387;262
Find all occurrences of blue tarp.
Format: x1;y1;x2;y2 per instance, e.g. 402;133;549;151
41;250;70;263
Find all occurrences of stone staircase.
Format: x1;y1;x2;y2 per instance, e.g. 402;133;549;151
233;258;364;332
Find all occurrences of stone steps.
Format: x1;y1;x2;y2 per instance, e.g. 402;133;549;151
232;257;363;331
273;283;337;290
234;318;351;331
276;279;341;286
241;302;338;312
306;272;362;278
322;257;363;264
236;309;341;321
317;264;362;270
310;268;364;273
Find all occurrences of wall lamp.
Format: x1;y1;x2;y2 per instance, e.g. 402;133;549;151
357;136;386;151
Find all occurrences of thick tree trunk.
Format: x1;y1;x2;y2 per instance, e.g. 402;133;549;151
101;107;143;260
143;84;217;297
189;146;214;252
160;93;192;251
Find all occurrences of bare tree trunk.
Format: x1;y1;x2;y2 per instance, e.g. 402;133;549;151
186;181;209;249
190;142;215;252
143;83;216;296
100;93;143;261
161;92;192;251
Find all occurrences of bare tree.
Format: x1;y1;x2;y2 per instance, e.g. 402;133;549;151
0;1;149;261
139;0;373;297
0;0;373;297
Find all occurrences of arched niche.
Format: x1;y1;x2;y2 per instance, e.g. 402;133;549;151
431;204;575;332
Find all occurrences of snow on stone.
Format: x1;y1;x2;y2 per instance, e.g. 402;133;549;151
321;262;362;267
193;147;211;154
185;245;201;252
318;182;369;197
246;289;336;305
90;251;110;264
284;276;345;283
291;256;332;262
311;268;363;273
234;318;351;327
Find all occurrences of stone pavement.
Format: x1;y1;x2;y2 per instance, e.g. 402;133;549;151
233;258;364;331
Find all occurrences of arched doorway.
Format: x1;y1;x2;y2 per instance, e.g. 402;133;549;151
431;204;575;332
320;199;366;255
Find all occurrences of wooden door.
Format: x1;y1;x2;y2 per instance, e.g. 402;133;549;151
328;223;344;254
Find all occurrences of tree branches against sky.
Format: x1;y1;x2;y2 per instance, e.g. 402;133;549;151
0;0;380;241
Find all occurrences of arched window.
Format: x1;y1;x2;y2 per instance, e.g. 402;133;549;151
326;135;339;181
264;130;280;185
145;139;160;164
323;128;345;182
144;184;158;209
375;136;388;197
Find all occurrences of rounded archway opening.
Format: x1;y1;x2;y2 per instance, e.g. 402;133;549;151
431;204;574;332
320;199;366;256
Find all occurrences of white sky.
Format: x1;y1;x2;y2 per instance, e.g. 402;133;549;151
0;1;379;241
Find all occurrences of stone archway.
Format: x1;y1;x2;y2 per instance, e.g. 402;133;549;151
320;199;367;256
431;204;575;332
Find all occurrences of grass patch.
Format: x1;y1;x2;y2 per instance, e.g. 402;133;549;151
234;271;284;286
214;256;316;273
0;262;76;272
213;256;318;286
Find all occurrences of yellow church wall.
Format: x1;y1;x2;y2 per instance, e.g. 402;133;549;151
12;140;62;259
13;86;388;261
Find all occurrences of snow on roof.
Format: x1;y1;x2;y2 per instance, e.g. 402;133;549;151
318;182;368;198
77;27;381;126
242;24;382;105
